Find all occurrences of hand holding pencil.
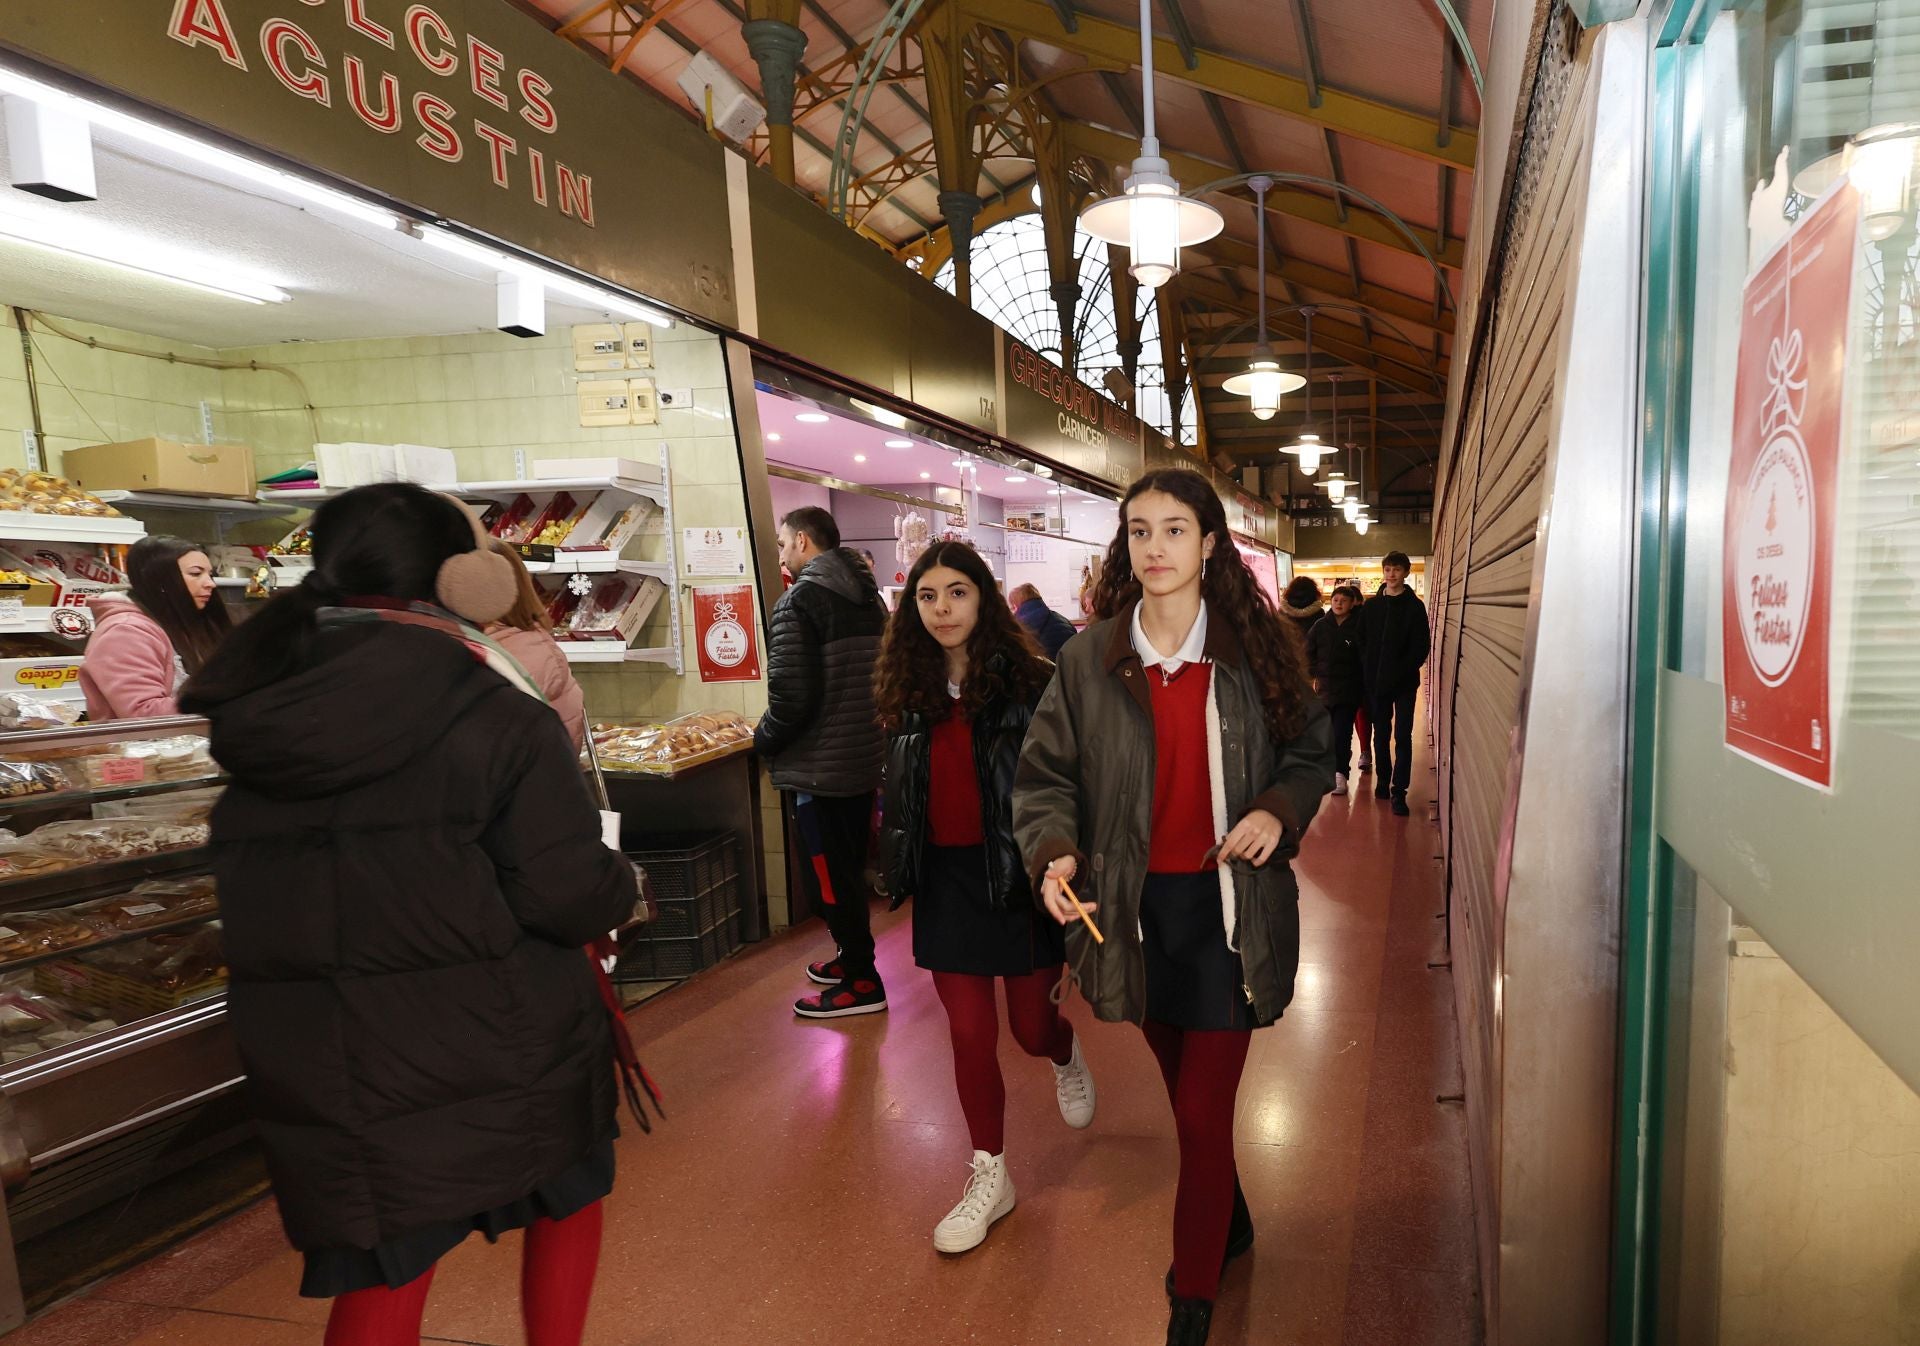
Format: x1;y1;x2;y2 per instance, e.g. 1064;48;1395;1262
1041;856;1104;944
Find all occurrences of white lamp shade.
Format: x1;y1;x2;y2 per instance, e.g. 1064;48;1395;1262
1221;358;1306;420
1297;447;1323;474
1849;124;1920;242
1354;516;1372;535
1326;478;1347;502
1078;157;1223;292
1341;498;1361;522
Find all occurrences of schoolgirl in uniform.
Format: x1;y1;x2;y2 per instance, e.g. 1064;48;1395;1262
873;540;1096;1254
1014;469;1332;1345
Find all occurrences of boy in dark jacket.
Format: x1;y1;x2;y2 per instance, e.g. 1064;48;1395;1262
754;507;892;1017
1307;584;1365;796
1357;551;1430;816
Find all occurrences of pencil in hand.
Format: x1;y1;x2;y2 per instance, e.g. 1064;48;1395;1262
1059;876;1104;945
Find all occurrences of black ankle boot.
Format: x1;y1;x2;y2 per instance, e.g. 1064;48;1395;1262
1165;1180;1255;1296
1166;1295;1214;1345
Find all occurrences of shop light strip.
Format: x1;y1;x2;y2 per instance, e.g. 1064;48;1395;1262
0;67;400;230
0;208;289;304
416;228;675;329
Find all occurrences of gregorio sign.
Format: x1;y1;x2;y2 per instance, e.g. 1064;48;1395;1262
0;0;735;325
1003;338;1142;487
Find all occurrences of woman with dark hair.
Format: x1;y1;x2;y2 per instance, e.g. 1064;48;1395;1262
1279;574;1324;644
874;541;1094;1253
483;539;586;748
80;534;233;720
1014;469;1333;1346
181;484;636;1346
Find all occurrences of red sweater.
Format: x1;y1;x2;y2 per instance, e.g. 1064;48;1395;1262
1147;663;1215;873
928;704;985;847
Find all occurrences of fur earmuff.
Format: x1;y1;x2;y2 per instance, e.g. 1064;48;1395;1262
435;501;517;624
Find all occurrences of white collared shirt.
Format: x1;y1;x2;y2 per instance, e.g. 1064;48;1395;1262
1130;602;1208;677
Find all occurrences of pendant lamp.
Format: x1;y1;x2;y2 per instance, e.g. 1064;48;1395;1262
1076;0;1223;288
1220;178;1304;418
1354;514;1372;536
1279;307;1325;474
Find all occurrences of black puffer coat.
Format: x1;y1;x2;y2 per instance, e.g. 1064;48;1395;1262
1306;611;1364;708
879;678;1039;911
753;548;888;796
198;622;635;1252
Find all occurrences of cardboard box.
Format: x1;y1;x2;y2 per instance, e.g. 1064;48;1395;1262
561;493;657;553
63;438;255;500
394;444;457;487
531;457;663;485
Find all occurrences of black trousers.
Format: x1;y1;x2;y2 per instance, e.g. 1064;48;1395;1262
1327;702;1360;778
793;791;880;979
1369;687;1418;797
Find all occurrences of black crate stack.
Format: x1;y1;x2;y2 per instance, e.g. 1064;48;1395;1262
615;833;741;981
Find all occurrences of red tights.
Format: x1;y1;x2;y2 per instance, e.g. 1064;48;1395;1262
1141;1020;1251;1301
323;1200;605;1346
932;967;1074;1155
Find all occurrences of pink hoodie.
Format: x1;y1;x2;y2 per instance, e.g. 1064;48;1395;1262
80;594;184;722
485;623;586;748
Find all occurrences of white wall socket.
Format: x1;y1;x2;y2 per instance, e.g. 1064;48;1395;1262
657;387;693;410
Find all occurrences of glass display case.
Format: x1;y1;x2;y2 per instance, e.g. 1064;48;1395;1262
0;715;238;1329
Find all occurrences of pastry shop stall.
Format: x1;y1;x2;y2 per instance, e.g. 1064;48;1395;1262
0;41;771;1322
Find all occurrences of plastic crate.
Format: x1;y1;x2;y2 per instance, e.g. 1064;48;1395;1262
614;920;736;982
625;833;737;940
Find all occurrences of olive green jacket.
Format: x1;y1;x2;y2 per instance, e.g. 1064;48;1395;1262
1012;601;1334;1025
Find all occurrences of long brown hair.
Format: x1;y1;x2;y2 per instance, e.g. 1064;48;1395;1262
1091;468;1311;740
873;540;1050;727
488;539;550;632
127;535;233;676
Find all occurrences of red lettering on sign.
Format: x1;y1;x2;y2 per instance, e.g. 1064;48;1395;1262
405;5;457;75
518;70;557;133
474;120;518;188
262;19;329;105
413;92;460;161
343;55;402;133
558;165;594;226
169;0;246;69
527;146;549;205
344;0;394;48
468;36;509;111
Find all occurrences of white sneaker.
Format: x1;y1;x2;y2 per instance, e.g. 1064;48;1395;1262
1051;1034;1096;1129
1333;773;1349;796
932;1150;1015;1253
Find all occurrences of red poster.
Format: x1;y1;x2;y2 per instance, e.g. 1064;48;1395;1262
692;584;761;683
1722;183;1857;788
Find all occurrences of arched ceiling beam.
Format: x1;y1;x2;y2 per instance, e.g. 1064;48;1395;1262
957;0;1476;170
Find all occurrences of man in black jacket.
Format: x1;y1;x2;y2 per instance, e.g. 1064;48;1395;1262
1307;585;1365;797
1357;551;1430;817
754;507;891;1018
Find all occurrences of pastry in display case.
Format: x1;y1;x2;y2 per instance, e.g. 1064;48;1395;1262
591;711;755;774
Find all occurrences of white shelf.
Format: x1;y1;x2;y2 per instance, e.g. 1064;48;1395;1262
0;608;84;635
458;477;667;506
560;641;633;664
96;491;293;519
255;488;336;504
0;512;146;545
525;556;671;580
625;646;680;667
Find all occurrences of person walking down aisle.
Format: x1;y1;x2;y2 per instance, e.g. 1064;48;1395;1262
81;535;233;721
754;506;892;1019
1357;551;1430;818
1307;585;1366;797
484;539;587;748
875;543;1095;1255
1007;583;1079;659
1278;575;1324;644
179;485;637;1346
1014;469;1334;1346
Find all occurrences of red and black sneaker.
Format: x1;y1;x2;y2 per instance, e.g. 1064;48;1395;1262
805;953;847;986
793;978;888;1019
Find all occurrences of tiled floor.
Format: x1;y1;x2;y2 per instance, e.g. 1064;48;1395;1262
8;754;1479;1346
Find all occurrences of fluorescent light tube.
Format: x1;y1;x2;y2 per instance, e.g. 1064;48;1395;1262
0;207;289;303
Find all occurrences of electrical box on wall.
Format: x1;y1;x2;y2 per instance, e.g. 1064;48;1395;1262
578;379;633;428
676;52;766;145
629;378;659;425
572;325;625;372
622;324;653;369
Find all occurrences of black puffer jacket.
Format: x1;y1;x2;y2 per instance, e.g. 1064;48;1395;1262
197;622;635;1252
1307;611;1364;707
1357;587;1431;699
879;676;1039;911
754;548;888;796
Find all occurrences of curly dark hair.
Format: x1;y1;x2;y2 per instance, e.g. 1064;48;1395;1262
1091;468;1312;741
873;540;1051;727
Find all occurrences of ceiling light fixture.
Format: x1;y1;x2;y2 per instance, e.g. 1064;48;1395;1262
1354;514;1372;536
794;412;830;424
1005;474;1026;483
919;471;932;480
1341;496;1361;523
766;433;782;442
0;66;400;229
1074;0;1222;289
1219;177;1304;420
0;206;289;303
853;453;867;463
884;439;913;449
415;227;675;328
1279;307;1325;475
